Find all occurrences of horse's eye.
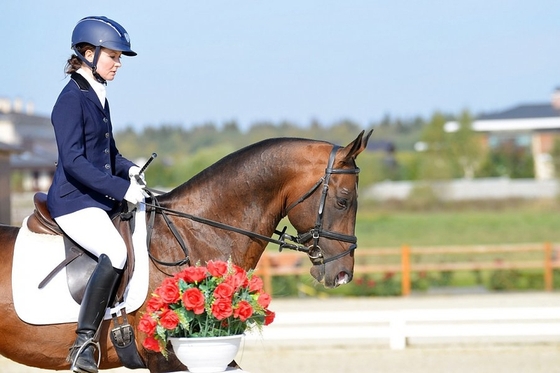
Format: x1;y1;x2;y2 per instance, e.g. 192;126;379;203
336;198;348;209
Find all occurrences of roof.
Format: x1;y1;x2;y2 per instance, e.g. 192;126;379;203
11;151;56;170
367;140;395;152
478;103;560;120
0;111;53;141
0;141;23;153
445;102;560;133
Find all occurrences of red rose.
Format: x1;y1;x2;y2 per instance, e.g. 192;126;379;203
214;282;234;300
183;288;205;315
179;266;208;283
232;265;249;285
264;309;275;326
233;300;253;322
156;278;180;304
257;292;271;308
248;276;263;293
146;296;166;313
232;264;245;274
207;260;228;277
159;309;179;330
142;336;161;352
138;313;158;335
211;298;233;320
226;271;247;290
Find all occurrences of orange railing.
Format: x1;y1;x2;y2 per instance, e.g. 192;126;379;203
255;243;559;295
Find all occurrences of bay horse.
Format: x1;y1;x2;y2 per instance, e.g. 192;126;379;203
0;130;372;372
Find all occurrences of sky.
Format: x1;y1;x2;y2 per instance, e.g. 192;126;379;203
1;1;560;132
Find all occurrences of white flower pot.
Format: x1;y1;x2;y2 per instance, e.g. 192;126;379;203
169;335;243;373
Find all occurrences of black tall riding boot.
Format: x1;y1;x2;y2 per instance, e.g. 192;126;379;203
68;254;122;373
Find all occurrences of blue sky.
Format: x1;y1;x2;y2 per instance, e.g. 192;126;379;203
1;1;559;131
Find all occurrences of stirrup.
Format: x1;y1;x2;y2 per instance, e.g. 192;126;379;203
70;337;101;373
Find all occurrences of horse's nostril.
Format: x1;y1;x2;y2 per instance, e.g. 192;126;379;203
335;271;351;286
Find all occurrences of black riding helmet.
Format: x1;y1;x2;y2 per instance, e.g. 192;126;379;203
71;16;136;82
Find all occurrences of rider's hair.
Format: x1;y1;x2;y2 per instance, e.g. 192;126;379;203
65;43;95;74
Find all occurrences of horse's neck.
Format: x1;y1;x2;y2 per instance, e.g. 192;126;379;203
162;159;290;237
166;175;284;224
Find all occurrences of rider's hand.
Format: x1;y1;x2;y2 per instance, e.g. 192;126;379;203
128;165;146;185
124;179;148;204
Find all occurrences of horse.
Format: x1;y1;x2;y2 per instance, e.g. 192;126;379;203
0;130;372;372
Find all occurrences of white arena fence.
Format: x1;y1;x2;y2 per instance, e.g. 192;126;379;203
245;306;560;349
364;178;559;201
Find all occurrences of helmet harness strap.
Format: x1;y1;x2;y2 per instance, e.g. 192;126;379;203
73;45;107;85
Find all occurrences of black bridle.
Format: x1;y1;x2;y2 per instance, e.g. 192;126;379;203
280;145;359;265
143;145;360;267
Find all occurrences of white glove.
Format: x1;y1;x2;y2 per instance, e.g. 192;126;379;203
124;179;148;204
128;165;146;185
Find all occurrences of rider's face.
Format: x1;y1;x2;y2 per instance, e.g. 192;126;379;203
84;48;122;81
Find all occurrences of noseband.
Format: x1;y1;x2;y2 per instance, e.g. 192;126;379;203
280;145;360;265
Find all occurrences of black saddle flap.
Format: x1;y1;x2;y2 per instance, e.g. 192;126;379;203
64;237;98;304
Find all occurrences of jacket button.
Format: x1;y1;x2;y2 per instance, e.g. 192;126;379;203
103;117;108;123
105;132;110;138
104;164;110;170
104;148;109;154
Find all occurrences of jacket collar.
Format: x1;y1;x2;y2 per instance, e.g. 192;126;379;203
70;73;108;113
71;72;90;91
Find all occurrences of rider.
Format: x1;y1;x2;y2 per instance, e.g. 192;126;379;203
46;16;146;373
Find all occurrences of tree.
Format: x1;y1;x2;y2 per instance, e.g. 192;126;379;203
417;112;454;180
447;110;484;179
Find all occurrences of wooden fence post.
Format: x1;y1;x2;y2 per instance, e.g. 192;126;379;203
260;252;273;295
544;242;553;292
401;244;411;296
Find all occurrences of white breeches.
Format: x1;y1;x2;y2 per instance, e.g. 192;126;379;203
54;207;127;269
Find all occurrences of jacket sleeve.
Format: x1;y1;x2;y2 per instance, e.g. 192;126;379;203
51;89;131;201
106;100;136;179
112;139;136;179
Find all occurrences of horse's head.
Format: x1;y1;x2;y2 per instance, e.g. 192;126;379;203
285;130;372;288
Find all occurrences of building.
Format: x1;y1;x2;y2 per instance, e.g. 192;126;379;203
0;142;23;224
445;89;560;180
0;97;57;191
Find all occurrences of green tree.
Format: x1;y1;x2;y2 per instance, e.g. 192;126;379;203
479;145;534;178
417;112;454;180
447;110;484;179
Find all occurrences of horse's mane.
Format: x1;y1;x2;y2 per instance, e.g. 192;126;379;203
166;137;331;196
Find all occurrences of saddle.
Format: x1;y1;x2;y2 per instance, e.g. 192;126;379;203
26;192;136;305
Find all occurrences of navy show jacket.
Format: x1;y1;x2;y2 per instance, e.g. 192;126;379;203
47;73;136;218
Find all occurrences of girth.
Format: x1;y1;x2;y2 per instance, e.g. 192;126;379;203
27;192;135;305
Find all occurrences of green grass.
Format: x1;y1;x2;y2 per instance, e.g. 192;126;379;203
266;199;560;297
356;200;560;248
268;199;560;296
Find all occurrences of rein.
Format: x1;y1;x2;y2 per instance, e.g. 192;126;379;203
143;194;309;267
143;145;360;267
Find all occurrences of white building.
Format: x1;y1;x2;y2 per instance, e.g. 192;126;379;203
445;89;560;180
0;97;57;191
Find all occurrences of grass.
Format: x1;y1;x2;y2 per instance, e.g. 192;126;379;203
263;198;560;296
355;199;560;248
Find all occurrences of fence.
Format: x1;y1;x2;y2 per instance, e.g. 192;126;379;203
254;243;559;295
244;305;560;349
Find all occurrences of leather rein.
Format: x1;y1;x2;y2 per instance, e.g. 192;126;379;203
143;145;360;267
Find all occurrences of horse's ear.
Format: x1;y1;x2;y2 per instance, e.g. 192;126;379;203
339;129;373;163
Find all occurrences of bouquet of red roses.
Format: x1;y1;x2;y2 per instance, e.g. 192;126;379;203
139;259;275;357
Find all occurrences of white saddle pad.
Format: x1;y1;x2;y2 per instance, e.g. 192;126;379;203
12;204;149;325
